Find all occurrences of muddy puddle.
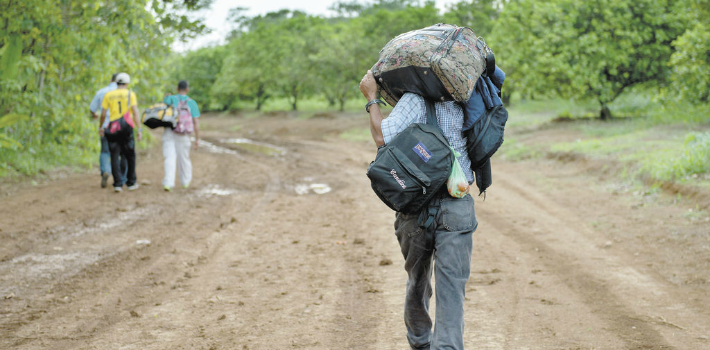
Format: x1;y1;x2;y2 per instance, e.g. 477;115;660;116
197;139;240;156
221;138;286;156
295;183;332;195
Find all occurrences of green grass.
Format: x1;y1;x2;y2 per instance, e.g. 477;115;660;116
509;98;598;116
258;97;389;114
499;137;543;161
503;94;710;188
0;130;156;179
639;132;710;181
540;122;710;183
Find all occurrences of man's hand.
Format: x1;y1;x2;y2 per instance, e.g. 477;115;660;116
193;139;199;150
99;128;105;137
136;129;143;141
359;70;378;101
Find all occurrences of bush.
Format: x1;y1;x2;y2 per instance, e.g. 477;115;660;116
643;132;710;181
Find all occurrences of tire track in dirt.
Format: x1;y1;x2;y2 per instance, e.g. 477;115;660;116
1;140;265;349
47;140;280;350
474;168;709;349
4;116;710;349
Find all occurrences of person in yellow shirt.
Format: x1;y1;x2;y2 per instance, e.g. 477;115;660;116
99;72;142;192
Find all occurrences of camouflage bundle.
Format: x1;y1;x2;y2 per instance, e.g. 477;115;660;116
372;23;493;106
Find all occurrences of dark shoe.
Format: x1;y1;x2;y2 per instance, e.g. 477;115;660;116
101;173;109;188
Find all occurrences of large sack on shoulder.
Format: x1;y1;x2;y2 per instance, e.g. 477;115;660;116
372;23;492;106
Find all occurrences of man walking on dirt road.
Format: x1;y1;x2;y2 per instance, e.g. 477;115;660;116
99;73;142;193
360;70;477;350
89;73;127;188
162;80;200;191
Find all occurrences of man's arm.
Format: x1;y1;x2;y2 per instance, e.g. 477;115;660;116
99;108;107;137
89;92;102;119
192;118;199;150
359;70;385;147
131;104;142;141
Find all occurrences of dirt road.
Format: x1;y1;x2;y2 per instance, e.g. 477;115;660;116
1;114;709;349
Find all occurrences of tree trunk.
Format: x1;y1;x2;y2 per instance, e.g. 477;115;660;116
501;90;511;106
291;85;298;111
255;84;265;111
339;97;345;112
600;103;612;120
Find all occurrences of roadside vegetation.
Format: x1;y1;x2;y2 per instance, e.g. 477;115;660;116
1;0;709;191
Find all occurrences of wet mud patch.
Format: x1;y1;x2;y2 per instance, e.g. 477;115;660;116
295;183;332;195
286;176;342;196
0;252;102;295
195;184;240;197
221;138;287;156
197;138;240;156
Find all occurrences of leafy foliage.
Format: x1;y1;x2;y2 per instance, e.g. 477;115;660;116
169;45;227;109
666;0;710;104
4;0;710;178
442;0;502;37
0;0;210;176
491;0;686;118
212;1;441;111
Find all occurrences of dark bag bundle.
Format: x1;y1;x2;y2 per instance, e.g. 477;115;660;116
367;100;453;215
464;104;508;170
142;103;175;129
463;63;508;196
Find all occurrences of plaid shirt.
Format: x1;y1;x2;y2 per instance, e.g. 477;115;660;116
381;93;474;182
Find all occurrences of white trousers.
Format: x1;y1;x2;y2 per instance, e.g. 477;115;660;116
162;128;192;188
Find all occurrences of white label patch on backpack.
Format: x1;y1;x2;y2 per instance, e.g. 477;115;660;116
390;169;407;189
412;142;432;163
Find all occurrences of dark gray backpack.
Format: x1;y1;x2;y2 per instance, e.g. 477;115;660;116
366;100;453;215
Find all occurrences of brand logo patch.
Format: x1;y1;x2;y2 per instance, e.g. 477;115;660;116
412;142;432;163
390;169;407;189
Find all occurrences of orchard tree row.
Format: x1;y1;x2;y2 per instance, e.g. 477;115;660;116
175;0;708;119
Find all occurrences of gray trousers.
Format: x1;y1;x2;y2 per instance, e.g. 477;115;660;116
395;194;477;350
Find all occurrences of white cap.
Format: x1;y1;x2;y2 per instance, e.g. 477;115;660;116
115;72;130;84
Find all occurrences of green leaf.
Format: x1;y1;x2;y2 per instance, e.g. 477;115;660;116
0;114;29;129
1;34;23;80
0;133;23;149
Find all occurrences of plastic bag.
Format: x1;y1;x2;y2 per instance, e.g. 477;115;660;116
447;149;470;198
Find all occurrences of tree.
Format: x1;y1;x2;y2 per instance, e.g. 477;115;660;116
442;0;503;38
271;13;324;111
491;0;686;119
312;21;371;111
170;45;226;109
213;12;290;111
667;0;710;104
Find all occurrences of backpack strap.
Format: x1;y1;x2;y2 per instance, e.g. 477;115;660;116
419;99;445;232
424;99;443;133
